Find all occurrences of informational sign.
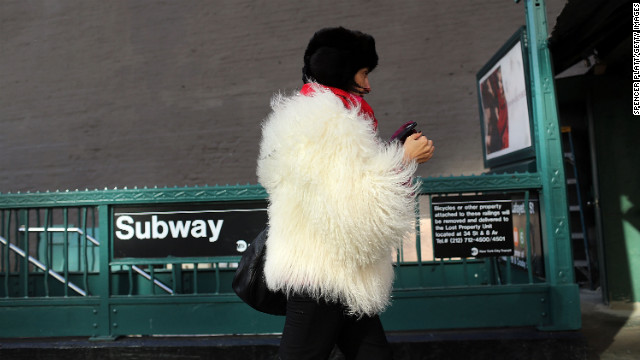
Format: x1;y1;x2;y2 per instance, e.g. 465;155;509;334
509;197;544;277
432;195;514;258
112;201;267;259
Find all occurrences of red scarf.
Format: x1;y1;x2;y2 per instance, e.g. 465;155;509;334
300;83;378;131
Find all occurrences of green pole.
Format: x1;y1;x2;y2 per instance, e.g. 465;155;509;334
90;204;115;340
522;0;580;330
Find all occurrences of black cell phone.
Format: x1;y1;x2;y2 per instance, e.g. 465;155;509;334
390;121;418;143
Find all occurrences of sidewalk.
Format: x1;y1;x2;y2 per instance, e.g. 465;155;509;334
580;289;640;360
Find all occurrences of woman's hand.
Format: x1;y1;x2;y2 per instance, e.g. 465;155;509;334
403;132;434;164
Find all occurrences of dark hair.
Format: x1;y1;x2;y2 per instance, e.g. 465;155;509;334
302;27;378;93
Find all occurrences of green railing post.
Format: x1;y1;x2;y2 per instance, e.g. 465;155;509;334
90;204;114;340
523;0;580;330
19;209;29;298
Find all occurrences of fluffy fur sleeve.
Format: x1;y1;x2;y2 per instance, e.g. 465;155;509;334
257;87;418;315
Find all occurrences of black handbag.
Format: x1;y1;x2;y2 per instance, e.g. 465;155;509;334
232;227;287;315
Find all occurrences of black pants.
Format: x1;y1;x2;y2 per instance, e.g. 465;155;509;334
277;294;393;360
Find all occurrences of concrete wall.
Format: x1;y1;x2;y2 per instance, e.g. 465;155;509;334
0;0;564;192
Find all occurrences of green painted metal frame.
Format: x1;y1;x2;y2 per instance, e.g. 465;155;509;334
0;185;284;339
418;172;541;194
0;184;268;208
0;175;577;338
521;0;580;330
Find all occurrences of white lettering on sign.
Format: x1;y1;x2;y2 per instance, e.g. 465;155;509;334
115;215;224;242
512;201;535;215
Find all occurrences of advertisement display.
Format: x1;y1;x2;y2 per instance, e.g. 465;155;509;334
112;201;267;259
476;27;535;168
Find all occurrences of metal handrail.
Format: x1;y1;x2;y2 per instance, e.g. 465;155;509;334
0;235;86;296
17;227;174;295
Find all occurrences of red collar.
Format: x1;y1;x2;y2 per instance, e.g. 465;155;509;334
300;83;378;131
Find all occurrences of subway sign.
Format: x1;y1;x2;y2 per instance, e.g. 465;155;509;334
112;202;268;259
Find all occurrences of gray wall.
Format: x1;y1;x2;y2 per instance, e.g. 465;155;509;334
0;0;564;192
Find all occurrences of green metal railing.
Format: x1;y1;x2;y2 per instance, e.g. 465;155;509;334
0;174;580;339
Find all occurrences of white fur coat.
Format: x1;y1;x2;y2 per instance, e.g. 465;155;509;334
257;85;418;316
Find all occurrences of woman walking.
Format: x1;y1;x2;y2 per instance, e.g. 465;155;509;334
257;27;435;360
